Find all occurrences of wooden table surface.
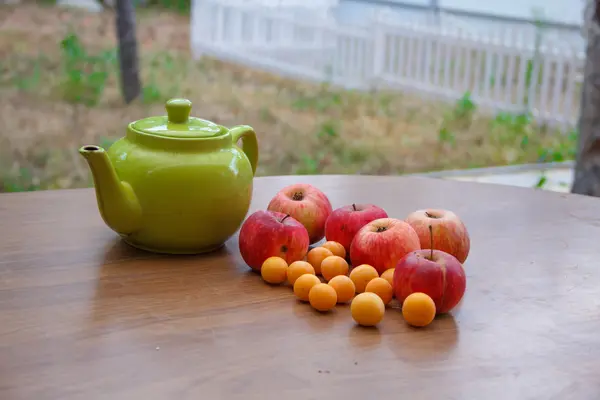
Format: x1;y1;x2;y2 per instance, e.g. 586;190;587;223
1;175;600;400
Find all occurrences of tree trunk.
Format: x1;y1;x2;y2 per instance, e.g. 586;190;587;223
114;0;141;103
572;0;600;196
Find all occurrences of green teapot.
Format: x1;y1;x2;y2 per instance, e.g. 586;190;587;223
79;98;258;254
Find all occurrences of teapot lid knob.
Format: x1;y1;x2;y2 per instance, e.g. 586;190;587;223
166;98;192;124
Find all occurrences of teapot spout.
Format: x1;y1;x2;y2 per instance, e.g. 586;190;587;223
79;145;142;236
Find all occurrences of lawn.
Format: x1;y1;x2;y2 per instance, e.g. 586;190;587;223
0;2;578;192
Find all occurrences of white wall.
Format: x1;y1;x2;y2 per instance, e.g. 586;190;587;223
338;0;583;27
440;0;582;26
386;0;428;5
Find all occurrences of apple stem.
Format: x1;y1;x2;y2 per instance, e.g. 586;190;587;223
281;215;291;223
425;211;440;219
429;225;434;259
352;204;357;211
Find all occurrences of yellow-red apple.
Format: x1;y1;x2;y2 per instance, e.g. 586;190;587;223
394;249;466;314
239;210;309;271
349;218;421;274
324;203;388;254
267;183;332;244
405;209;470;263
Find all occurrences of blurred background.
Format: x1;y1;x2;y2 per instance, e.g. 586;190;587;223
0;0;583;192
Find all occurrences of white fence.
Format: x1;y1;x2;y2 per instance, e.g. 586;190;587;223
190;0;585;129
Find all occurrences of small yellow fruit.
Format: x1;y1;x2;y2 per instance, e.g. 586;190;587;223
365;277;393;305
321;255;349;281
322;241;346;258
327;275;355;303
308;283;337;312
350;292;385;327
307;247;334;275
380;268;395;287
260;257;288;284
402;292;436;327
287;261;315;285
294;274;322;302
349;264;379;293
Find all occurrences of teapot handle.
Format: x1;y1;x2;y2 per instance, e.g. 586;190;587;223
230;125;258;176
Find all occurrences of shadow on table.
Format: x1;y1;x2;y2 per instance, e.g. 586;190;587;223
291;298;339;332
384;313;460;361
101;237;156;263
347;324;384;349
100;237;233;264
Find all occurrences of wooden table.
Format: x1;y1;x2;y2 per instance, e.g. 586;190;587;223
1;175;599;399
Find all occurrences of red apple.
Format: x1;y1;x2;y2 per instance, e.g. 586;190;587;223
349;218;421;274
238;210;309;271
394;249;466;314
324;203;388;254
405;209;470;263
267;183;333;244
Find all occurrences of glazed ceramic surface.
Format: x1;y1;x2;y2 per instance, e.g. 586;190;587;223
79;98;258;254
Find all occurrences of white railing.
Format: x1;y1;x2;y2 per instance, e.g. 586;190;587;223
190;0;585;129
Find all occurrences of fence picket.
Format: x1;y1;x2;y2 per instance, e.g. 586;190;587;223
432;35;442;87
562;54;578;128
538;55;553;122
442;36;452;90
492;51;505;102
470;47;481;98
503;49;516;105
551;53;565;121
515;52;528;112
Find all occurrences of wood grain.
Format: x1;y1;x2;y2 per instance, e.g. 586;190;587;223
1;175;600;400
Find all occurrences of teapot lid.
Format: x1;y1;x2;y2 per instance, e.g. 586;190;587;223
131;98;226;139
